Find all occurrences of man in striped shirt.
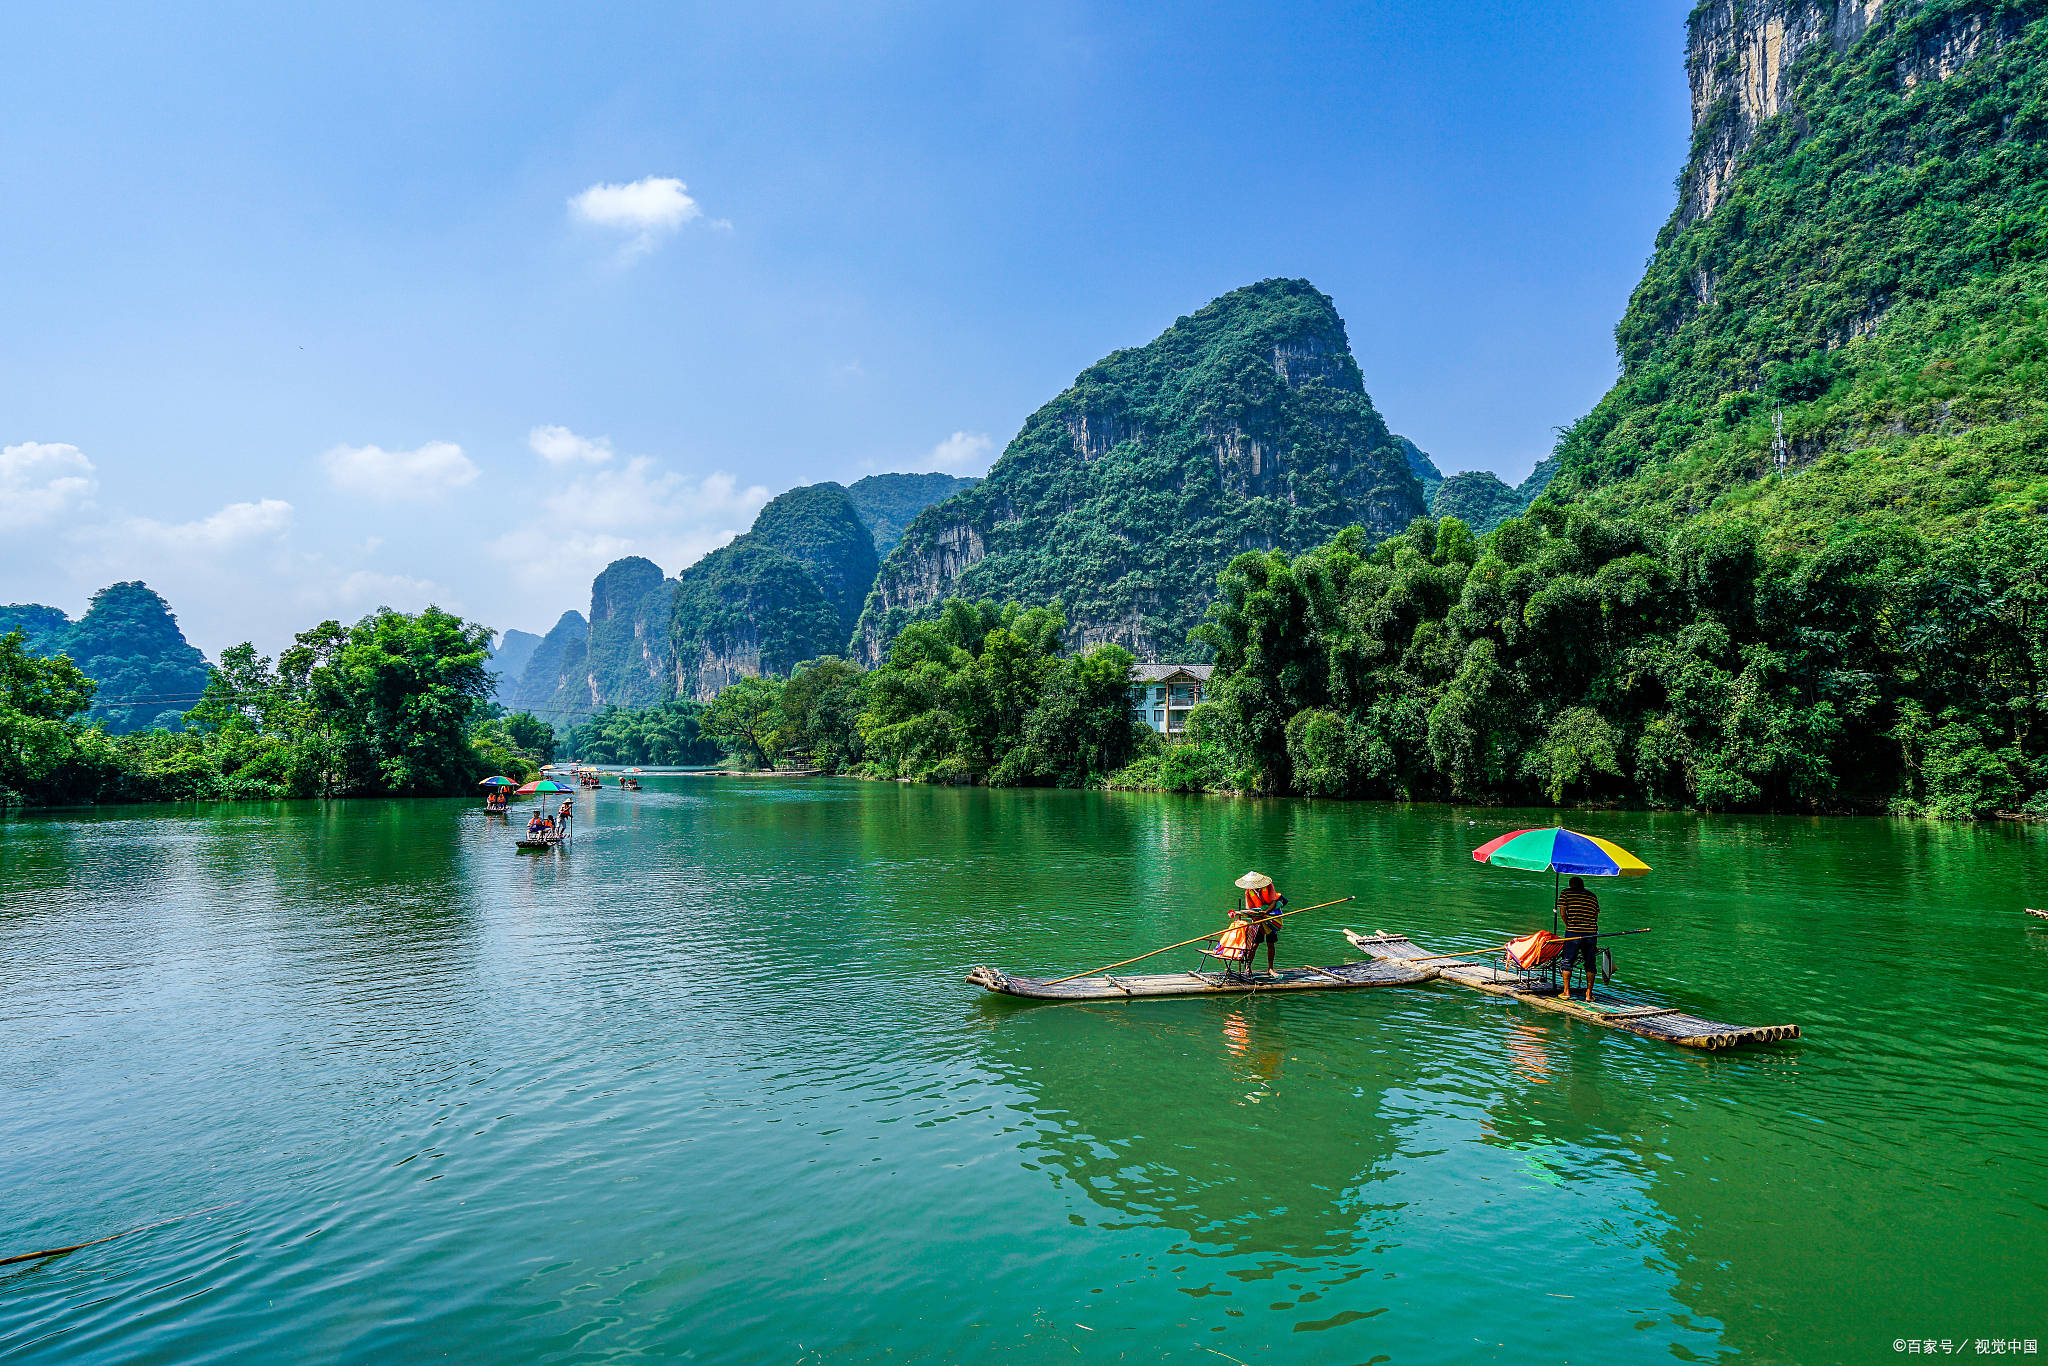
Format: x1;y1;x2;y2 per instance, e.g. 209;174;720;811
1557;876;1600;1001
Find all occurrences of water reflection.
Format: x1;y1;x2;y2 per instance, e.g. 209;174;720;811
3;783;2045;1366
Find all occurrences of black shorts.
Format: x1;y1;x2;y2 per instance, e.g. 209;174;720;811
1560;935;1598;975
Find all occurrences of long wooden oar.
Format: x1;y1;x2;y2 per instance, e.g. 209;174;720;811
1043;896;1357;986
0;1203;237;1269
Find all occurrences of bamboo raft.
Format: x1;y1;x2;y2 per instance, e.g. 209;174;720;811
1343;929;1799;1051
967;957;1436;1002
515;836;565;852
2026;908;2048;921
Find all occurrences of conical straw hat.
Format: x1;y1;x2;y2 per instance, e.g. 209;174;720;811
1234;871;1273;890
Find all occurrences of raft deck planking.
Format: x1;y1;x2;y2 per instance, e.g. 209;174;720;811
1344;929;1799;1051
967;958;1435;1002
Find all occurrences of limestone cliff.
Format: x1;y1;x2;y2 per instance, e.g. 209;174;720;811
851;279;1427;665
1552;0;2048;534
1682;0;2025;222
504;610;587;714
543;556;676;718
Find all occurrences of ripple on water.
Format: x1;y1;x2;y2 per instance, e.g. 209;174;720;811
2;790;2045;1364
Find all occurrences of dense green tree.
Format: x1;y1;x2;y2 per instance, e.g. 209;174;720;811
1189;551;1327;793
503;712;556;762
0;631;116;803
853;598;1138;787
701;676;787;768
563;700;722;765
772;658;868;770
1182;506;2045;817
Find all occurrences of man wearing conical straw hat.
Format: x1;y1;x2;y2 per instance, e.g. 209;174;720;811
1231;871;1288;975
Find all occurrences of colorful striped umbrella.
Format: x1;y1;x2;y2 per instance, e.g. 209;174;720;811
517;779;573;794
1472;827;1650;877
478;775;514;787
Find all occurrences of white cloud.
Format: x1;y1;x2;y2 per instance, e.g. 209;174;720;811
528;425;614;466
330;570;447;612
488;446;768;597
569;176;707;257
543;456;767;531
921;431;996;475
323;440;479;501
0;441;98;529
125;499;294;552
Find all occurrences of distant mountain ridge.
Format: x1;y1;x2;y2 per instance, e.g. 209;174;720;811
852;279;1428;664
497;469;973;713
1397;442;1557;536
845;473;979;554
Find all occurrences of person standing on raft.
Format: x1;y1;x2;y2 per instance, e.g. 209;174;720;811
1234;871;1288;975
1557;875;1600;1002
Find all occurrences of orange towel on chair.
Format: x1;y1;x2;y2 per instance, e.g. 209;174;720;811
1505;930;1560;968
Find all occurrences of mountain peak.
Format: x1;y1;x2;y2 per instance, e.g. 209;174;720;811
853;279;1424;664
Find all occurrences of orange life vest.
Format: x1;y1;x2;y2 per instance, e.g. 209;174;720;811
1213;919;1255;957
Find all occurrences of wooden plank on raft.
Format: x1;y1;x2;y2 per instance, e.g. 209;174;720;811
1341;928;1800;1051
965;958;1437;1003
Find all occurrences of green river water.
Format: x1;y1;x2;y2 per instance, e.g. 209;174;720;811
3;779;2045;1365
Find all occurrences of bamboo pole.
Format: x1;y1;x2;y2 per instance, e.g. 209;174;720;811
1395;927;1652;967
1042;896;1357;986
0;1203;237;1268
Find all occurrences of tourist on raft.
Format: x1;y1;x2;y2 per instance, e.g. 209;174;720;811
1557;875;1601;1001
527;812;545;838
1231;871;1287;974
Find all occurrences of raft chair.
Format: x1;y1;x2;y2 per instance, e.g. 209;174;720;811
1196;920;1260;983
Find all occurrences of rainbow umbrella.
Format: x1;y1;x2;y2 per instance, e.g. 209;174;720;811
517;779;573;794
1473;826;1650;938
479;775;514;787
1472;827;1649;877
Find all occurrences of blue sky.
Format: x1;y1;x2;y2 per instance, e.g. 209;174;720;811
1;0;1693;657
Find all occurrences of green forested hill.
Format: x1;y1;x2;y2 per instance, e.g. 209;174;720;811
1430;471;1527;534
845;473;979;554
486;628;541;703
669;537;845;701
1;584;212;733
0;604;73;655
504;474;964;714
748;483;880;638
504;610;587;713
1553;0;2048;538
1176;0;2047;817
852;279;1427;664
